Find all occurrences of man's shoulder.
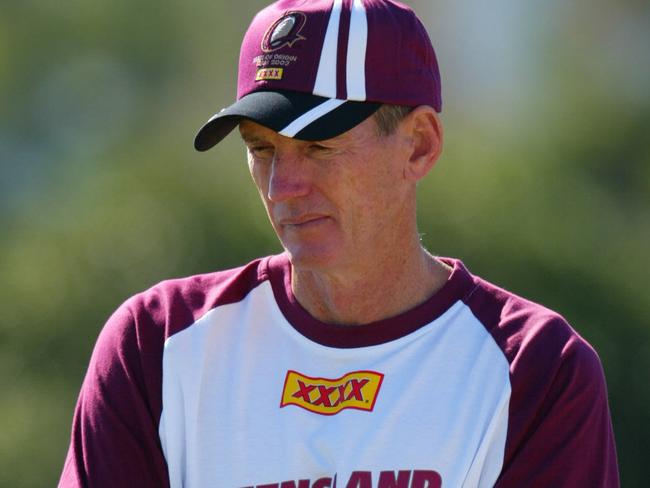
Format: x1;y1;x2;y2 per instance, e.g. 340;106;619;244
99;255;281;348
459;265;617;486
458;263;601;377
466;270;571;334
131;255;276;329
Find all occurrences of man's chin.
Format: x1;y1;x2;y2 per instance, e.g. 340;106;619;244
283;244;340;272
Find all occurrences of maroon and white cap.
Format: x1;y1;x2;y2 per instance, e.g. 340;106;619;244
194;0;441;151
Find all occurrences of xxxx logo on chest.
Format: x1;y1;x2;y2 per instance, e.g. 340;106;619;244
280;370;384;415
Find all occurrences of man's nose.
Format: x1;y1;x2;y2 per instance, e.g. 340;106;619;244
267;152;311;202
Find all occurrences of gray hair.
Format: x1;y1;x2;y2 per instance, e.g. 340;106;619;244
373;104;415;137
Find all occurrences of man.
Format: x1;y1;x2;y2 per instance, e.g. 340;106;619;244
59;0;619;487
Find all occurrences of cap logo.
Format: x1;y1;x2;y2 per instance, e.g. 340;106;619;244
262;12;307;52
280;370;384;415
255;67;284;81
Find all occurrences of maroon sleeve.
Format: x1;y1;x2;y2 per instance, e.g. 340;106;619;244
58;260;266;487
466;279;619;487
58;302;169;488
495;332;619;487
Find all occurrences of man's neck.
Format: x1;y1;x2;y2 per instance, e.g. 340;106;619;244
291;245;452;326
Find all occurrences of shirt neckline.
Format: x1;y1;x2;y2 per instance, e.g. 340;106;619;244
264;253;477;348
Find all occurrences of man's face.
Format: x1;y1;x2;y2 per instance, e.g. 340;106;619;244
240;115;414;272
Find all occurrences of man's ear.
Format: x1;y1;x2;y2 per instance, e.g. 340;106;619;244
401;105;443;182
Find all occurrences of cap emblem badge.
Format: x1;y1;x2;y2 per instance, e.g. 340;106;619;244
262;12;307;52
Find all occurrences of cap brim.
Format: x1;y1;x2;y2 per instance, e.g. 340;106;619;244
194;90;381;152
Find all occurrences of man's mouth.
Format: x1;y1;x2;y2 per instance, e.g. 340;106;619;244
279;215;330;229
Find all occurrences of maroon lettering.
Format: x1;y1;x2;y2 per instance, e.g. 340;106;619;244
410;471;442;488
312;477;333;488
247;468;441;488
292;381;316;403
313;385;336;407
345;471;372;488
280;481;310;488
345;379;370;401
377;470;411;488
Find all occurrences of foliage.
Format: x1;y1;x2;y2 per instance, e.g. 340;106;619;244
1;0;648;485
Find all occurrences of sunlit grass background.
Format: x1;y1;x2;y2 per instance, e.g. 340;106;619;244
1;0;649;485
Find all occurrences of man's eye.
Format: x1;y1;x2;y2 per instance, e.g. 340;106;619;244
309;143;333;154
249;146;274;157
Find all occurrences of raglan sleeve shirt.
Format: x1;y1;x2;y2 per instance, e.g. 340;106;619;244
495;331;618;487
466;280;619;487
58;256;619;487
58;262;258;488
58;299;170;487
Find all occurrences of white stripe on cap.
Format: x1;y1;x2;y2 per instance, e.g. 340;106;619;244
313;0;343;99
346;0;368;101
279;99;346;137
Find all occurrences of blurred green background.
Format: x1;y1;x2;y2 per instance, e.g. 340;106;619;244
1;0;649;485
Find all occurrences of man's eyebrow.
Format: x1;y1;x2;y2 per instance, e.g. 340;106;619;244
239;133;267;144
